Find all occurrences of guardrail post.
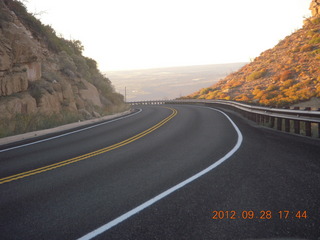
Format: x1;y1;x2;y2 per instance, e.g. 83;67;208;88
277;117;282;131
283;107;290;133
270;117;275;128
304;107;312;137
305;122;312;137
265;115;269;125
251;113;255;122
293;107;300;134
285;119;290;132
294;120;300;134
255;114;260;124
318;108;320;138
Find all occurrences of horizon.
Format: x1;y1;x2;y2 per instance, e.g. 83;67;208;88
104;61;249;73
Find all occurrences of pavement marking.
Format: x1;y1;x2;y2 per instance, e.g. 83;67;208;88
0;109;143;153
77;106;243;240
0;107;177;185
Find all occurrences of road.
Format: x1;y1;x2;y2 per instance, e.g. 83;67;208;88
0;105;320;240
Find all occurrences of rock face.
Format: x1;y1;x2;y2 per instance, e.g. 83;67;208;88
310;0;320;17
0;12;40;97
0;0;123;127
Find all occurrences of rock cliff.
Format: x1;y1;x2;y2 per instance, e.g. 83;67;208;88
0;0;125;136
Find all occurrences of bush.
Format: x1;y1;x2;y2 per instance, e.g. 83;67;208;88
309;36;320;45
300;44;313;52
42;70;62;83
280;70;294;81
247;69;267;81
58;51;77;72
72;55;90;78
266;84;278;91
312;48;320;55
200;88;212;95
282;79;295;88
28;82;43;104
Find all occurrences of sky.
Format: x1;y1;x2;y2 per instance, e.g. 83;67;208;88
24;0;311;71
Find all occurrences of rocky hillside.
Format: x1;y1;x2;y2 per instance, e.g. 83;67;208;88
0;0;126;137
187;1;320;108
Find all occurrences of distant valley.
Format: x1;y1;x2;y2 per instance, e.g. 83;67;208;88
106;63;246;101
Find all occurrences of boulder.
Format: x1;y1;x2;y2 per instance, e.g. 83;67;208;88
26;62;41;82
0;72;28;96
0;93;37;119
79;79;103;107
0;44;11;71
38;92;62;114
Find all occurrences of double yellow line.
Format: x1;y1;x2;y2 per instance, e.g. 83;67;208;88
0;107;178;185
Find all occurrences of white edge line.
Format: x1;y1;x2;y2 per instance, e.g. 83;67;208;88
77;107;243;240
0;109;142;153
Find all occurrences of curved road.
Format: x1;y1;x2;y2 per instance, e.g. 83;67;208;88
0;105;319;240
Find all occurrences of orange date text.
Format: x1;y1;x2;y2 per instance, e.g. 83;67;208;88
211;210;307;220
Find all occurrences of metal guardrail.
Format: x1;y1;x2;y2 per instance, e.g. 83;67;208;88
128;99;320;138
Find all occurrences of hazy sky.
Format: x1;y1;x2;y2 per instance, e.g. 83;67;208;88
25;0;311;71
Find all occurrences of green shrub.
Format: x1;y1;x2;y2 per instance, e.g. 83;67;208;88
42;70;62;83
247;69;267;81
309;36;320;45
29;82;43;104
200;88;212;95
266;84;278;91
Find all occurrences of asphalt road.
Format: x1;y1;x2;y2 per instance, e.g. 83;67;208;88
0;105;320;240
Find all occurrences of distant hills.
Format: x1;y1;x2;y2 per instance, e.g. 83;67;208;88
106;63;246;101
187;15;320;108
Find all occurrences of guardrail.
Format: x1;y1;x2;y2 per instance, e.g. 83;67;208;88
128;99;320;138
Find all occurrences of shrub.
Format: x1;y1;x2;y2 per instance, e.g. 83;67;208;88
58;51;77;72
253;90;266;99
200;88;211;95
312;48;320;55
300;44;313;52
29;82;43;104
266;84;278;91
236;95;250;102
42;70;62;83
247;69;267;81
206;90;220;99
309;36;320;45
282;79;295;88
72;55;90;78
280;70;294;81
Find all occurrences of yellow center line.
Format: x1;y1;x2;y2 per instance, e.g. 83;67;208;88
0;107;178;185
